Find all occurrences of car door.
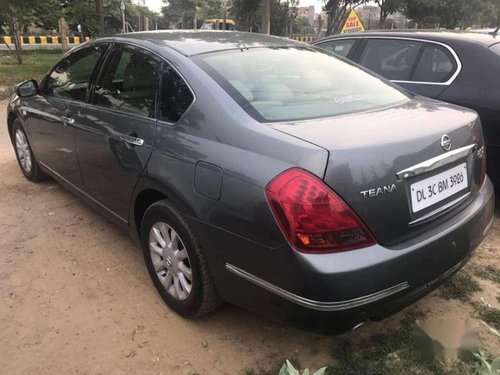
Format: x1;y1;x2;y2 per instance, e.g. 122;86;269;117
72;43;162;221
354;38;459;98
26;44;107;189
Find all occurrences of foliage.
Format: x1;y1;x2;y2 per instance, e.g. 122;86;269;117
403;0;500;29
473;349;500;374
322;0;368;35
279;360;326;375
374;0;404;27
0;0;39;63
229;0;261;32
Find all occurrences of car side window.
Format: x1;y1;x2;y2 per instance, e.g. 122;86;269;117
316;39;356;58
159;64;194;123
359;39;422;81
45;45;105;101
93;45;161;118
413;44;456;83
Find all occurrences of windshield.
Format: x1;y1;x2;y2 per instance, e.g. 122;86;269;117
194;47;410;122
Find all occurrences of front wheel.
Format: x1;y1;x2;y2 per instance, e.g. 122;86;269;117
11;119;47;182
140;199;221;317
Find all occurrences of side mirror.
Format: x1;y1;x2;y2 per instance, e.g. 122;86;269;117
16;80;38;98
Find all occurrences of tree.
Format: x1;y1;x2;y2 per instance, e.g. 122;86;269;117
402;0;500;29
0;0;37;64
162;0;196;29
323;0;368;35
374;0;403;28
229;0;261;31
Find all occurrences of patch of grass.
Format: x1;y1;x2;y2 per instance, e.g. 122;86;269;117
245;357;301;375
0;50;61;88
328;311;475;375
438;271;482;302
478;306;500;330
472;265;500;284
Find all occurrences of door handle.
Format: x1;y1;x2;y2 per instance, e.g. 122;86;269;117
61;116;75;126
119;134;144;147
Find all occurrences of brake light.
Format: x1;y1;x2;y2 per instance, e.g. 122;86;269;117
265;168;376;253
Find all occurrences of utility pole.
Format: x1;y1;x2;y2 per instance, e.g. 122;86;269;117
120;0;126;33
261;0;270;34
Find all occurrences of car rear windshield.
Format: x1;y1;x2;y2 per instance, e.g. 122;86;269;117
194;47;410;122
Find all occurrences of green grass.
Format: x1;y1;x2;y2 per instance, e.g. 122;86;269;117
328;311;475;375
478;306;500;330
472;265;500;284
438;272;482;302
0;50;61;88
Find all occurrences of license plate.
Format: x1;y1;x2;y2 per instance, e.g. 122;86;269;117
410;163;468;213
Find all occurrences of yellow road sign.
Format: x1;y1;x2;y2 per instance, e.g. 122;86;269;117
340;9;365;34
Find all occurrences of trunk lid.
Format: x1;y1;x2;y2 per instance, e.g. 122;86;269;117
271;99;484;246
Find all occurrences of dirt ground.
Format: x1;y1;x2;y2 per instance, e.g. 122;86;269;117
0;100;498;375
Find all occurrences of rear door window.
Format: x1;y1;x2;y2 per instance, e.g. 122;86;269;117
359;39;422;81
413;44;457;83
315;39;357;58
93;45;161;118
159;64;194;123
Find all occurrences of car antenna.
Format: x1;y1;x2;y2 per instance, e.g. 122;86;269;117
490;27;499;36
237;41;249;51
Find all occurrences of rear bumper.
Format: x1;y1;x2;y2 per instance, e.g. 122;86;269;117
191;177;495;333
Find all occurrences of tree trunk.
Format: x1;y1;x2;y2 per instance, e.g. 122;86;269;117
261;0;270;34
12;17;23;65
59;18;69;55
97;0;105;35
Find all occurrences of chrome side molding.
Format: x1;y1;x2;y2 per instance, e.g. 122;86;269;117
396;144;476;180
225;263;409;311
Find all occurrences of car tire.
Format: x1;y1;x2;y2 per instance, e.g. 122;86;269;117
141;199;221;317
11;119;48;182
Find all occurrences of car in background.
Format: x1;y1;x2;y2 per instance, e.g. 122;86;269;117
313;31;500;191
6;31;494;333
200;19;236;31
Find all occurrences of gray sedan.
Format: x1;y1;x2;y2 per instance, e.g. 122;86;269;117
6;31;494;333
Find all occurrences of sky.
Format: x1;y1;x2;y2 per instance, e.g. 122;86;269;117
143;0;326;14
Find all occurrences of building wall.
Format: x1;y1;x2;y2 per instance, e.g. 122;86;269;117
297;6;315;24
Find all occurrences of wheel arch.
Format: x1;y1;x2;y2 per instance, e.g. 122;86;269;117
7;111;18;143
131;177;198;241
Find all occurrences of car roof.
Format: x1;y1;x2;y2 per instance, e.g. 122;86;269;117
317;30;500;47
106;30;303;56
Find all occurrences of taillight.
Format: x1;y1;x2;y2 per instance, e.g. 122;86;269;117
265;168;376;254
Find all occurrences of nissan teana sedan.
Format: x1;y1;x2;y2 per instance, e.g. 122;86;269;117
313;31;500;192
6;31;494;333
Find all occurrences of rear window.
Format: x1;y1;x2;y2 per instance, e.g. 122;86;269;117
490;43;500;56
194;47;409;122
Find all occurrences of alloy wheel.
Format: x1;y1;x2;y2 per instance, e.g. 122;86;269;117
149;222;193;300
15;129;32;173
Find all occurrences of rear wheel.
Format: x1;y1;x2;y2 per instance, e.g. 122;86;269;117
11;119;47;182
141;199;221;317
